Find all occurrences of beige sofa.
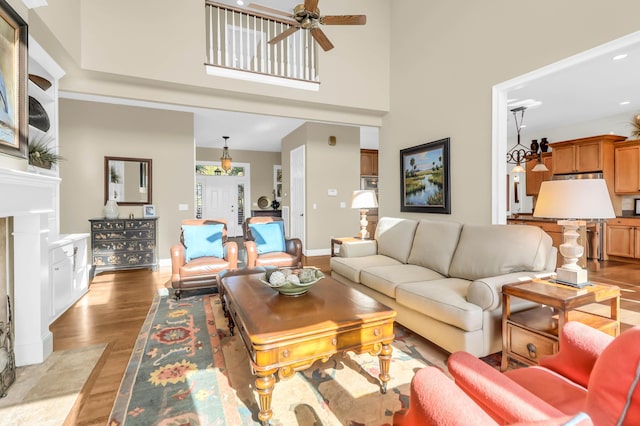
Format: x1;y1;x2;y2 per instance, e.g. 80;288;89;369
330;217;557;357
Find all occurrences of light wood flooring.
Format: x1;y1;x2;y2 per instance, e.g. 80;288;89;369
51;257;638;425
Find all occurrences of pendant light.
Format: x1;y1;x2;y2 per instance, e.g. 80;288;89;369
221;136;232;172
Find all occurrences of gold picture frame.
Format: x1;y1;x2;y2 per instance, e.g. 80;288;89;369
0;0;27;159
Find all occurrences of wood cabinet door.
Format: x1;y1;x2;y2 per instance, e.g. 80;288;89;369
360;150;378;176
615;145;640;193
575;141;603;172
525;154;553;196
552;145;576;174
607;225;635;258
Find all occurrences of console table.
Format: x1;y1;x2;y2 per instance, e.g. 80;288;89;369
89;218;158;278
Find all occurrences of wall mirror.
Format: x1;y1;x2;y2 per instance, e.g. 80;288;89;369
104;156;152;205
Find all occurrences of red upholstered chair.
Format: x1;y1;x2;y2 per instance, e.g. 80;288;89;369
170;219;238;299
243;217;302;269
395;322;640;426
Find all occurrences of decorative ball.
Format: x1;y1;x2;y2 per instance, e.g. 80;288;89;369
287;274;300;285
269;270;286;285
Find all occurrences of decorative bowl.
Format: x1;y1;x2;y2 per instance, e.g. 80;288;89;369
259;267;325;296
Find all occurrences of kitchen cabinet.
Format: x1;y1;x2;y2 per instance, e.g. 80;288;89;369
551;135;625;175
360;149;378;176
606;218;640;260
614;140;640;194
525;153;553;196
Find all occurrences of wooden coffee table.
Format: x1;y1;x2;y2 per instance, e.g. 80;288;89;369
220;272;396;424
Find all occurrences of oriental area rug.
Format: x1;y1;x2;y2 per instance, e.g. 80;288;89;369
108;289;457;425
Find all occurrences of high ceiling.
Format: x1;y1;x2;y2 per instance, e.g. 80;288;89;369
197;2;640;153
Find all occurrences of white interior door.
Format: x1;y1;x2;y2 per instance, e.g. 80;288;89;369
290;146;305;246
196;175;245;237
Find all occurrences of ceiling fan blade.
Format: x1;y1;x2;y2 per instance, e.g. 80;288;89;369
310;28;334;51
304;0;319;12
321;15;367;25
268;26;300;45
248;3;292;18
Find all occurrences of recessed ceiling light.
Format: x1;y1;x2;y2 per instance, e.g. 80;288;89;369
237;0;244;5
613;54;628;61
621;101;631;106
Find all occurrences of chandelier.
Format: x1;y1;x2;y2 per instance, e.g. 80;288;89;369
220;136;232;172
506;107;548;173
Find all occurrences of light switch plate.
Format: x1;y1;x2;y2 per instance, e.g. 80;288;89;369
328;189;337;196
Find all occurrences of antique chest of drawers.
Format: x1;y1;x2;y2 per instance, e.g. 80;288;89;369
89;218;158;277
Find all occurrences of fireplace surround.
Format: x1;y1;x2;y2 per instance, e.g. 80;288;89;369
0;168;60;367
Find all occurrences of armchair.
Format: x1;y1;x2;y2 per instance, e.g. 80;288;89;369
170;219;238;299
243;216;302;269
395;322;639;426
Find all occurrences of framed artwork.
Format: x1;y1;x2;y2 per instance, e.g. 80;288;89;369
0;0;27;159
400;137;451;214
143;204;156;218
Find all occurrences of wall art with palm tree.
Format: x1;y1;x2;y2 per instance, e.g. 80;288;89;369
400;138;451;214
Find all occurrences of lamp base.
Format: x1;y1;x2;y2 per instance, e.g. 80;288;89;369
556;267;588;286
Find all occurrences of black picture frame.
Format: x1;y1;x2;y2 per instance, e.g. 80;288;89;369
400;137;451;214
0;0;27;159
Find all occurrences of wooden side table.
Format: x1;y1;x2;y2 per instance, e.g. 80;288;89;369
501;278;620;371
330;237;366;257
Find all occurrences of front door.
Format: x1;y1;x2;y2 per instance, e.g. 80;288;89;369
196;175;246;237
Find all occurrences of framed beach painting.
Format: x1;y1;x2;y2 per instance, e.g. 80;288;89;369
400;137;451;214
0;0;27;159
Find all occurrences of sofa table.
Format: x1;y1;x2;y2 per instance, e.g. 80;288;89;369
501;278;620;371
220;271;396;425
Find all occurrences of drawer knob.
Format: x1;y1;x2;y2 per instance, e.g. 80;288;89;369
374;328;381;336
527;343;537;358
282;349;290;358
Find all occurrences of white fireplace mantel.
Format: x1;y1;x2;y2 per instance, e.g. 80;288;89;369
1;168;60;366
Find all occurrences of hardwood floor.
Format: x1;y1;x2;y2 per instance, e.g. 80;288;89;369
50;256;638;425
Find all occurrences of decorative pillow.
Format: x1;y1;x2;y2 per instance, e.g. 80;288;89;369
249;221;286;254
182;224;224;262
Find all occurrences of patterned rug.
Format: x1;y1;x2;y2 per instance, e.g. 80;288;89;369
108;289;453;425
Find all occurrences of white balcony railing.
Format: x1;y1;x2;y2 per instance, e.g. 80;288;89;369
205;1;320;90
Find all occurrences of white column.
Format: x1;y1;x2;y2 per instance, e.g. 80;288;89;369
13;213;53;366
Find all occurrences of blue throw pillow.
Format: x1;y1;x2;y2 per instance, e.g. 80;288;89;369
249;221;286;254
182;224;224;262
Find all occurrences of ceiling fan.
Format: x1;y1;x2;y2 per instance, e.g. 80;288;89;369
248;0;366;51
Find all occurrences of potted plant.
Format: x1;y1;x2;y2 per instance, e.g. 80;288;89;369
28;134;63;169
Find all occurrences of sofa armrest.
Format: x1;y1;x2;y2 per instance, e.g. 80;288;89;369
339;240;377;257
244;240;257;268
538;321;613;388
393;366;498;426
467;271;555;311
170;243;186;285
448;351;565;423
224;241;239;269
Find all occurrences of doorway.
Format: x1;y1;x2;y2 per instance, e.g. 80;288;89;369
195;162;251;237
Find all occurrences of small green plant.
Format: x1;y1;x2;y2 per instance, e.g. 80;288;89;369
28;135;64;169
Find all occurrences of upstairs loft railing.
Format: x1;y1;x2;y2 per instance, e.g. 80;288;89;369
205;1;320;90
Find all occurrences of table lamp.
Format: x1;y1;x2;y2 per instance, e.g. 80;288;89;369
351;190;378;239
533;178;615;287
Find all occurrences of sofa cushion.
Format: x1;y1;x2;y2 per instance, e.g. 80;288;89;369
407;219;462;276
182;224;224;262
330;255;401;284
360;265;446;299
448;224;552;281
375;217;419;263
396;278;483;332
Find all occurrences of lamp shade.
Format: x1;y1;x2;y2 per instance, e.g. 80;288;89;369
351;190;378;209
533;179;615;220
